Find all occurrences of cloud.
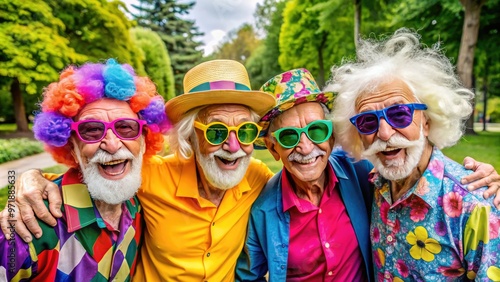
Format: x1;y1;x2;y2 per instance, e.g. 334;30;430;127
122;0;263;55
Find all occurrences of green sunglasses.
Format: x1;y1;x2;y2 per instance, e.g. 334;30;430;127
272;120;333;149
194;121;262;145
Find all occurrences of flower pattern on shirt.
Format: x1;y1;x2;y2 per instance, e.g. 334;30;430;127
370;147;500;281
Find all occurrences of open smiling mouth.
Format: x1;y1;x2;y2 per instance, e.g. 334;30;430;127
381;148;401;156
217;156;239;166
100;159;129;175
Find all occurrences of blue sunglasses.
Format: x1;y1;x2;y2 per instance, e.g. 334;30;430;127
350;103;427;135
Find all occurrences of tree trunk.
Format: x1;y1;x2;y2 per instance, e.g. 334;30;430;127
457;0;486;135
11;78;29;132
317;33;328;87
353;0;362;50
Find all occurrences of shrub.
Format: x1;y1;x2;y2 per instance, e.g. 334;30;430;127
0;138;44;164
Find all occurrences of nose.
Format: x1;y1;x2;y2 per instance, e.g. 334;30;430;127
223;131;241;153
100;128;123;154
376;118;395;141
294;132;314;154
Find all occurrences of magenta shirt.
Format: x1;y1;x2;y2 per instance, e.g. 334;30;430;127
281;163;368;282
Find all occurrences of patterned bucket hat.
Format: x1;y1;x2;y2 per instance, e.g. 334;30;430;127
254;68;335;149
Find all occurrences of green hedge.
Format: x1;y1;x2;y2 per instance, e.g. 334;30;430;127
0;138;44;164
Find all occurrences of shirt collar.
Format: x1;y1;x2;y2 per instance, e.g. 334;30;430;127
281;162;338;212
370;147;445;209
61;168;140;233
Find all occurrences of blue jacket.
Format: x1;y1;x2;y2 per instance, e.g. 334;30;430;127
236;151;374;281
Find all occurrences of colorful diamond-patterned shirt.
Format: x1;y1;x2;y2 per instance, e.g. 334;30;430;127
0;168;142;281
370;148;500;281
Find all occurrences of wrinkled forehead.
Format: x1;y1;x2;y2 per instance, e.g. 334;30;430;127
355;79;417;108
197;104;253;123
75;99;136;121
271;102;326;129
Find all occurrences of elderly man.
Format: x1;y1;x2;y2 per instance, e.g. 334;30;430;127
0;59;170;281
327;29;500;280
236;69;374;281
1;60;277;281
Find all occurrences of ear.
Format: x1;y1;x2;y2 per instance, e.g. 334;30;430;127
422;113;430;137
264;137;281;161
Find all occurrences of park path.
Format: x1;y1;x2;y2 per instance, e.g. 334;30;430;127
0;152;59;188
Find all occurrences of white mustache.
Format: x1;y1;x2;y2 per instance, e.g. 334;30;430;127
362;133;421;158
288;147;326;162
213;148;247;161
89;148;135;164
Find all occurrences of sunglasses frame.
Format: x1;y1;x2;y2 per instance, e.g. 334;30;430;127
349;103;428;135
71;118;147;143
272;120;333;149
194;121;262;146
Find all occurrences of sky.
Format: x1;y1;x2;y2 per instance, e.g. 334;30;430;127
122;0;264;55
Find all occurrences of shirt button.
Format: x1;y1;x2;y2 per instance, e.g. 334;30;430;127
328;271;333;276
384;273;391;279
325;242;330;248
281;265;285;270
207;252;210;257
282;243;286;248
387;235;393;242
319;208;322;214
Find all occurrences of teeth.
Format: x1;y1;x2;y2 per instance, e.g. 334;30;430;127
383;147;399;152
296;158;316;164
101;159;126;166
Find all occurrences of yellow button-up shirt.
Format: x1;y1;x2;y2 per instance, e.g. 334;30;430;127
133;154;274;281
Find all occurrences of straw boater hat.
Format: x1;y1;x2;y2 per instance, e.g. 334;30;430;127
254;68;336;149
165;60;277;123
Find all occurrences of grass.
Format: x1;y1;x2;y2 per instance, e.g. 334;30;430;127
442;131;500;172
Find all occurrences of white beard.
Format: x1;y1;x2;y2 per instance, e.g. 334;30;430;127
192;135;251;190
362;127;426;180
74;140;145;204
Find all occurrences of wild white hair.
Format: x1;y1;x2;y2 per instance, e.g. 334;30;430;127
324;28;474;160
169;105;260;160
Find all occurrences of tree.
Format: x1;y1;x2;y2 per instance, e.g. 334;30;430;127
280;0;354;86
458;0;487;134
246;0;286;89
0;0;82;132
133;0;204;95
131;27;175;100
213;24;261;65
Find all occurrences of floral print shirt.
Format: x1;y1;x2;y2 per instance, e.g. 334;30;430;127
370;148;500;281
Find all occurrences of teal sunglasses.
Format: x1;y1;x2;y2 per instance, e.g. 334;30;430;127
272;120;333;149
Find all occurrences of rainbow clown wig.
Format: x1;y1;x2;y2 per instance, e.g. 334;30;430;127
33;59;171;168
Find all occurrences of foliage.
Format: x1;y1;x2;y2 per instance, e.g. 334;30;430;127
131;27;176;100
133;0;204;95
279;0;353;86
246;0;286;90
213;24;261;65
0;0;142;130
0;138;44;164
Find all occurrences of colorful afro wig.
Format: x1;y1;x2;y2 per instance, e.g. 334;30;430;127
33;59;172;168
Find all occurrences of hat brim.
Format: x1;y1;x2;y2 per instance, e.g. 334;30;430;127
165;90;277;124
253;91;335;150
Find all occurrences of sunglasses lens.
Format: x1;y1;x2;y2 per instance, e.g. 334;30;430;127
77;121;105;141
206;124;228;145
386;105;413;128
355;114;379;134
277;129;299;148
114;119;141;139
237;123;260;144
308;121;331;142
